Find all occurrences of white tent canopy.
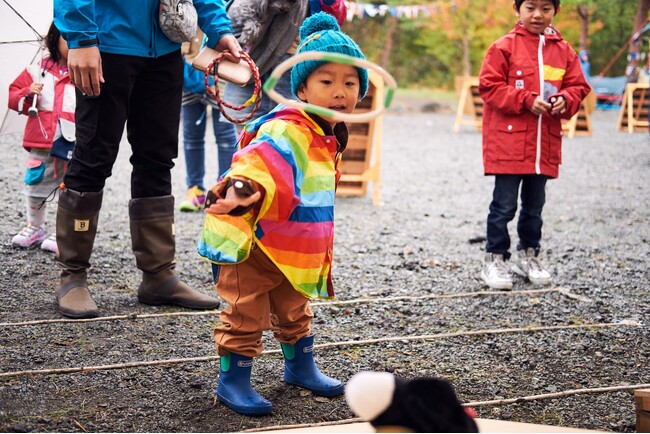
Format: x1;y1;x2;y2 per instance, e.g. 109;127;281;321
1;0;53;135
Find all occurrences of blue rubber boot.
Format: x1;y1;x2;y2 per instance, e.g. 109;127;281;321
216;353;273;416
281;334;344;397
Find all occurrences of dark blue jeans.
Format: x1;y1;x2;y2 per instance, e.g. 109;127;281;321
181;98;237;190
486;174;548;259
222;52;296;125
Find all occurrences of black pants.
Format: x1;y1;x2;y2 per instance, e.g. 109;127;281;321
65;50;183;198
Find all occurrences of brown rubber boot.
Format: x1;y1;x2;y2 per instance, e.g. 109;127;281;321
129;195;220;310
55;188;103;318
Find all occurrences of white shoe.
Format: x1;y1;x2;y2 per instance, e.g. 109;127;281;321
481;253;513;290
40;233;58;254
512;248;552;286
11;225;46;248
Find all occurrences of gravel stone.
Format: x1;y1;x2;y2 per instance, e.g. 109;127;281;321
0;105;648;432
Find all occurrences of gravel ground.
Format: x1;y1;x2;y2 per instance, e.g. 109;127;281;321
0;103;649;433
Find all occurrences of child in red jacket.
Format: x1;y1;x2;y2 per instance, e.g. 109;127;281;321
8;22;75;254
478;0;590;290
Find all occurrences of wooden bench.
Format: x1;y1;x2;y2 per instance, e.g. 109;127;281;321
453;76;482;132
562;91;595;139
617;82;649;133
337;70;384;205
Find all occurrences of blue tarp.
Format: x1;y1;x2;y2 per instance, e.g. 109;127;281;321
589;75;627;110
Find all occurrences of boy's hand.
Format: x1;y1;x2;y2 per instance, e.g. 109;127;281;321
530;95;551;116
28;83;43;96
205;180;261;215
549;96;567;116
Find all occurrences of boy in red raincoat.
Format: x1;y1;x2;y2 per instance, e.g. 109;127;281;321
478;0;591;290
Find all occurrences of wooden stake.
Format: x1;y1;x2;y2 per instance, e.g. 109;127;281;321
635;388;650;433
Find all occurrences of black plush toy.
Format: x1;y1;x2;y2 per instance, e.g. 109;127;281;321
345;371;479;433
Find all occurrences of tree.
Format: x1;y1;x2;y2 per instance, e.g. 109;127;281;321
342;0;643;88
560;0;600;53
585;1;636;77
626;0;650;82
422;0;515;76
576;5;589;52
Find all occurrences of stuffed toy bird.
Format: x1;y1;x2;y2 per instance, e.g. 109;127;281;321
345;371;479;433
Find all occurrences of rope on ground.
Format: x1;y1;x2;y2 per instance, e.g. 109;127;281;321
0;287;582;327
308;321;638;352
0;321;638;379
312;287;566;306
0;310;219;327
242;418;363;433
466;382;650;407
240;383;650;433
0;355;222;378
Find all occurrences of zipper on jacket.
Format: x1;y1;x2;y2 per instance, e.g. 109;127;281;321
535;34;545;175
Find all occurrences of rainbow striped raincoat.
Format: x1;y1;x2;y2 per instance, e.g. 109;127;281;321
197;106;347;300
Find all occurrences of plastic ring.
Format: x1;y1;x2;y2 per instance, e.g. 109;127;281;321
263;51;397;123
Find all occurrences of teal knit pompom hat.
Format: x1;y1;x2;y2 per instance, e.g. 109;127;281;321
290;12;369;99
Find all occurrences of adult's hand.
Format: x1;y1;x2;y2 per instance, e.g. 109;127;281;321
214;34;242;63
68;46;105;96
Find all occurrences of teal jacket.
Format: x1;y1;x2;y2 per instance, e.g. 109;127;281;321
184;61;213;94
54;0;233;58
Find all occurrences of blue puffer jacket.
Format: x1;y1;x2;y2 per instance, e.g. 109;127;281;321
54;0;233;58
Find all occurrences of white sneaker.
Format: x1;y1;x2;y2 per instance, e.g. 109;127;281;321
11;225;46;249
40;233;58;254
481;253;513;290
512;248;552;286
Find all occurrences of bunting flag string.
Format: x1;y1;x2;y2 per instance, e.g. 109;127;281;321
344;0;441;21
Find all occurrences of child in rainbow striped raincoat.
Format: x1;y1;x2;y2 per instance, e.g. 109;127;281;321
196;12;369;416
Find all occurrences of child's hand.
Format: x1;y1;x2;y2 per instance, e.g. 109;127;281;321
530;95;551;116
29;83;43;96
205;180;261;215
549;96;567;115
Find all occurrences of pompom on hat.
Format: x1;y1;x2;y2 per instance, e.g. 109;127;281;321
290;12;369;99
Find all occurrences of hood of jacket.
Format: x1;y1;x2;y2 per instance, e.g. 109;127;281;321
239;105;324;146
513;22;564;42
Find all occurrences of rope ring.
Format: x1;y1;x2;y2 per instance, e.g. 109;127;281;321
263;51;398;123
204;51;262;124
